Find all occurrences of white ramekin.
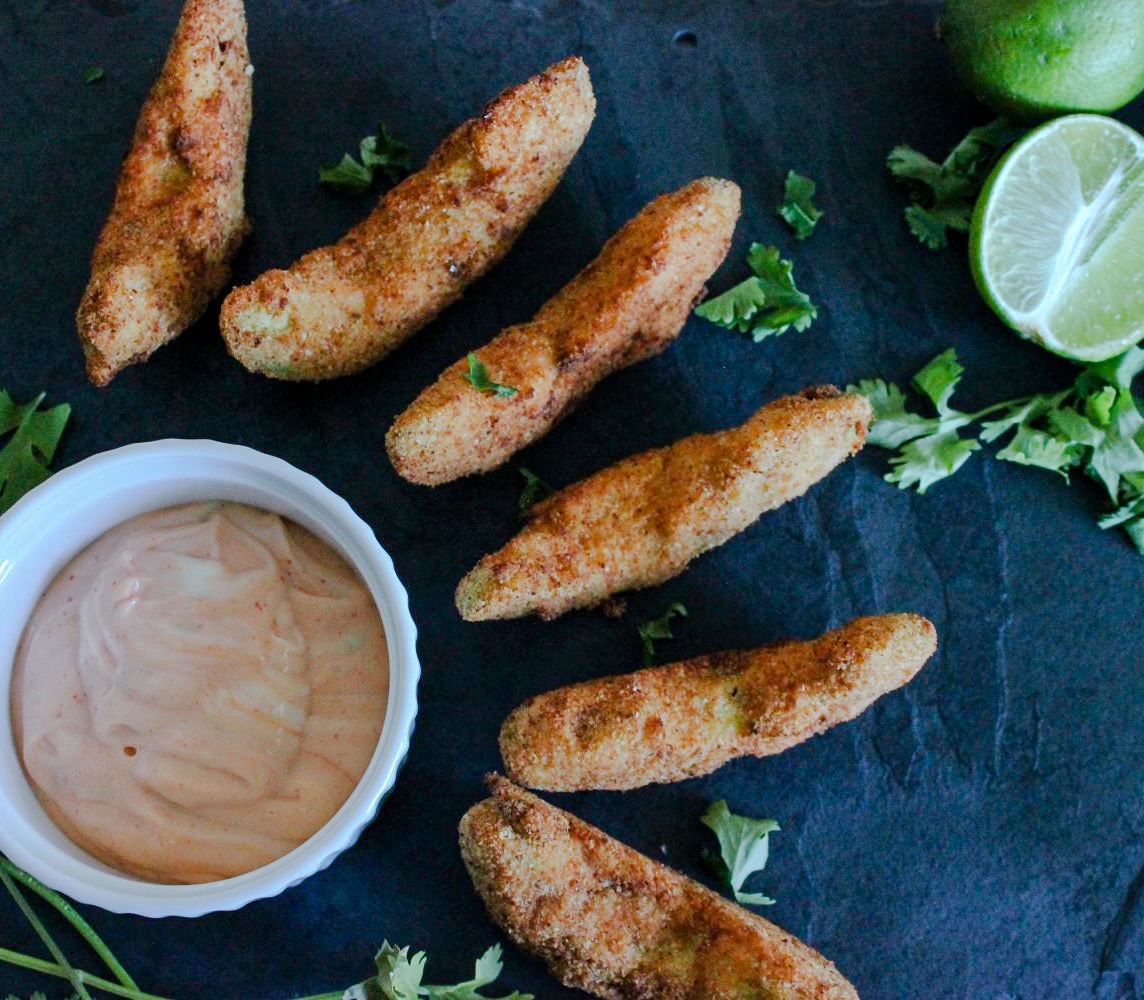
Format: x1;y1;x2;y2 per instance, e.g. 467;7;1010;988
0;440;419;917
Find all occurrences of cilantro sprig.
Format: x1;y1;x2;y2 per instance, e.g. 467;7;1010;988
887;120;1025;249
637;602;687;666
0;853;531;1000
320;122;411;194
695;244;818;343
518;467;554;514
83;67;104;85
0;390;70;515
777;171;823;240
339;942;531;1000
464;354;517;398
850;347;1144;552
701;800;779;907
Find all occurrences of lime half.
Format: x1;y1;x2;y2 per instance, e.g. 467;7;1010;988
970;115;1144;362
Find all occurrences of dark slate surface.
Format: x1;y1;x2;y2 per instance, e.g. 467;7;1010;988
3;1;1144;998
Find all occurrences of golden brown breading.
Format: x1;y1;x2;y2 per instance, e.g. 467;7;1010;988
219;56;595;381
500;613;936;791
455;387;872;621
385;177;741;485
76;0;252;387
460;776;859;1000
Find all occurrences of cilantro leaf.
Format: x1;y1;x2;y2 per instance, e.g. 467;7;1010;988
0;390;71;514
321;154;373;194
695;244;818;342
343;942;532;1000
903;204;954;250
84;66;104;84
911;348;965;413
847;350;981;493
518;467;554;514
464;354;517;398
777;170;823;239
849;377;935;448
885;429;980;494
320;122;411;194
637;602;687;666
889;120;1025;249
700;800;779;907
994;424;1078;476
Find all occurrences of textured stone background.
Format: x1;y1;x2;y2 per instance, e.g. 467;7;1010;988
2;1;1144;997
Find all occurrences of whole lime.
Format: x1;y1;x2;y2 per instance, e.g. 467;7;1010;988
939;0;1144;121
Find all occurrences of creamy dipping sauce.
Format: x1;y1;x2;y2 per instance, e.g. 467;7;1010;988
10;501;389;884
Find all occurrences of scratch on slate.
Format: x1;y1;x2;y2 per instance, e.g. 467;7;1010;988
793;816;819;944
912;494;962;764
984;462;1013;778
1099;852;1144;981
1032;695;1044;775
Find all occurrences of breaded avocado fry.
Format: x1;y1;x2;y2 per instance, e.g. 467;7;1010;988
76;0;252;387
500;613;937;791
455;387;872;621
220;56;596;380
385;177;741;485
460;776;859;1000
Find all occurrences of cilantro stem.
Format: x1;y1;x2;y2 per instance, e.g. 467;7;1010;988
0;856;139;989
0;946;171;1000
1;867;93;1000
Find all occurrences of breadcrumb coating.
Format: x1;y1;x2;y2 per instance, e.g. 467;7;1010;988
455;387;872;621
76;0;252;387
220;56;595;380
500;613;937;791
385;177;741;484
460;776;859;1000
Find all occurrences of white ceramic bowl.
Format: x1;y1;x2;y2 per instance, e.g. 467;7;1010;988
0;440;419;917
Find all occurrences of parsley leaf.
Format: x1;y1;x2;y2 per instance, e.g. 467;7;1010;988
777;170;823;240
0;390;71;514
888;120;1025;249
464;354;517;398
637;602;687;666
343;942;532;1000
700;800;779;907
320;122;411;194
83;66;104;84
695;244;818;342
518;467;554;514
851;349;1144;553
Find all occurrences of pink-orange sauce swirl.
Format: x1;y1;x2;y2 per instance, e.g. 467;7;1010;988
10;501;389;883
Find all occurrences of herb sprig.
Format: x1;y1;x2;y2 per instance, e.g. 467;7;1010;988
695;244;818;343
326;941;531;1000
701;800;780;907
320;122;411;194
464;354;517;398
637;602;687;666
0;390;70;515
518;467;554;514
777;171;823;240
851;347;1144;551
887;119;1025;249
0;854;529;1000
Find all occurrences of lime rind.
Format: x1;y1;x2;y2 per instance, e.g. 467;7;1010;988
970;114;1144;362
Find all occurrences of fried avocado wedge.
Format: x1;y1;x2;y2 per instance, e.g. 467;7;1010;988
500;613;936;791
460;776;859;1000
386;177;741;484
77;0;252;387
455;387;872;621
220;56;596;380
